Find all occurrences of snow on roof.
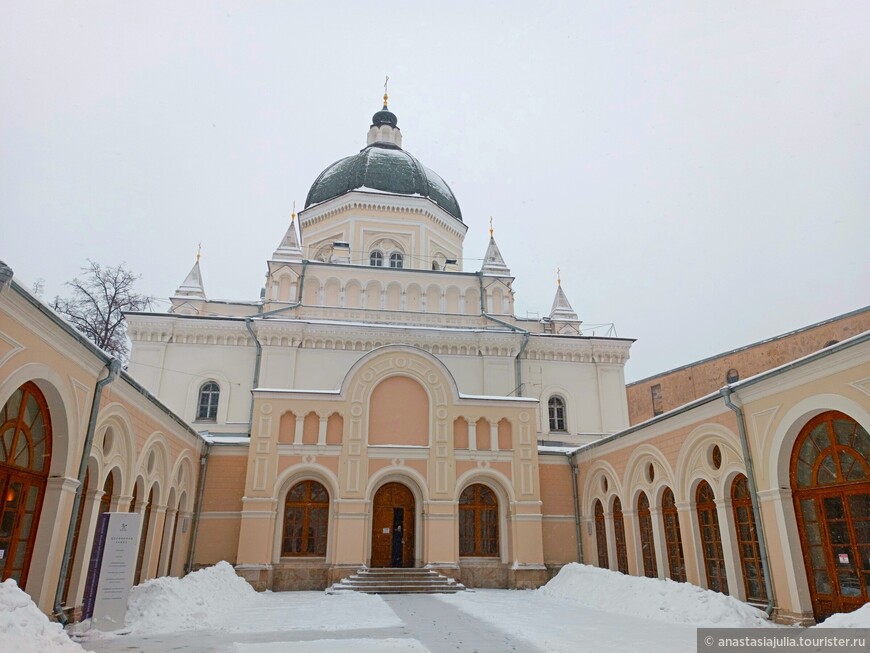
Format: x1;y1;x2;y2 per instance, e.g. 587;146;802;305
201;433;250;445
538;445;579;455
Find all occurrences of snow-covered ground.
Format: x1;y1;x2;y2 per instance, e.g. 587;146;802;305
0;579;92;653
3;562;868;653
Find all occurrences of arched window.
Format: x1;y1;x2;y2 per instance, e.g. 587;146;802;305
459;484;499;556
791;411;870;620
731;474;767;603
637;492;657;578
370;250;384;267
696;480;728;594
548;396;566;432
196;382;219;421
661;487;686;582
0;382;52;586
389;252;404;269
282;480;329;556
594;499;609;568
612;497;629;574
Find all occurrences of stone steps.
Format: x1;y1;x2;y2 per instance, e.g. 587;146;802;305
328;567;465;594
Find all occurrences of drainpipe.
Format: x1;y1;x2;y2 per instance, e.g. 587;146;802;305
477;272;530;397
53;357;122;624
185;439;212;574
721;386;776;617
569;454;584;563
245;261;309;435
244;318;262;437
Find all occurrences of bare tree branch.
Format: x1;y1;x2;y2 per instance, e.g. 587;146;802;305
52;260;151;361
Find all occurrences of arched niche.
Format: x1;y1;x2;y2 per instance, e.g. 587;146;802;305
368;376;429;446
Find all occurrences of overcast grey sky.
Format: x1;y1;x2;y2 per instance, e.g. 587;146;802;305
2;1;868;382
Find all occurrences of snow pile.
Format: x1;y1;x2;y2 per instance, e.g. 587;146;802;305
126;561;257;633
540;563;771;628
814;604;870;628
0;579;92;653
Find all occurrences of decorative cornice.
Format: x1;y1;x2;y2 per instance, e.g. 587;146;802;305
127;312;631;363
299;192;468;240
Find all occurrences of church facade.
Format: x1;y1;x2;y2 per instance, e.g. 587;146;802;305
126;97;633;590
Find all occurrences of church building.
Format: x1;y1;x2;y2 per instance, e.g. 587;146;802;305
126;94;633;591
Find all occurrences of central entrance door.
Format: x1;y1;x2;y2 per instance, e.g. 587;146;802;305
371;482;415;568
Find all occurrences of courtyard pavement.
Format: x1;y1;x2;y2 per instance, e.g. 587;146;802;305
82;593;541;653
80;589;697;653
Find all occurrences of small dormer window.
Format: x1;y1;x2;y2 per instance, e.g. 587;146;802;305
370;251;384;267
389;252;404;269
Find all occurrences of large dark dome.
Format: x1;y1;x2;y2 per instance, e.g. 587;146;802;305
304;138;463;222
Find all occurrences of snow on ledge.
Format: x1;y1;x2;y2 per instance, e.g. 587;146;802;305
540;563;772;628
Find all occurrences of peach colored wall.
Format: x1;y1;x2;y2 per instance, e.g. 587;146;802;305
276;454;339;477
539;458;576;515
476;418;491;450
369;376;429;446
454;418;468;448
196;518;241;564
326;413;343;444
539;458;579;565
278;411;295;442
626;308;869;424
201;455;247;512
303;412;319;444
497;419;512;450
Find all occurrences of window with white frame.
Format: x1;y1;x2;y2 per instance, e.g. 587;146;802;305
370;250;384;266
197;382;220;421
389;252;404;268
548;396;566;431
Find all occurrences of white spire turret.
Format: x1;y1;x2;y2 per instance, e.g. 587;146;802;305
172;246;206;301
548;270;581;334
272;205;302;262
550;284;578;322
480;218;511;276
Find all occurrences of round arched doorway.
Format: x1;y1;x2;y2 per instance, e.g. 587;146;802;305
0;382;52;587
370;482;415;568
791;410;870;621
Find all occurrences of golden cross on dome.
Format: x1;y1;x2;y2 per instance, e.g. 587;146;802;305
557;267;561;286
196;242;202;263
291;200;296;223
383;75;390;108
489;216;493;237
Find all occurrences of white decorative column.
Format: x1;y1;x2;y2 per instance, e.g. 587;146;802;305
467;418;478;451
649;506;668;579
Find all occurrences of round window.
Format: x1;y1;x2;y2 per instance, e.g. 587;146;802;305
102;427;114;456
711;445;722;470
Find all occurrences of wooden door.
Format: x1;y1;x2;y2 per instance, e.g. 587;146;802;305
370;483;415;568
0;382;52;587
792;411;870;621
